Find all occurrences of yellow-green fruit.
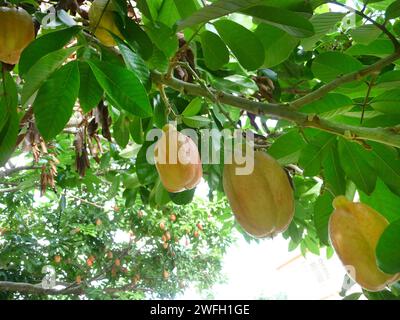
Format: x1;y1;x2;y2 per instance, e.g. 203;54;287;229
154;124;202;193
88;0;124;47
329;196;400;291
0;7;35;65
223;151;294;238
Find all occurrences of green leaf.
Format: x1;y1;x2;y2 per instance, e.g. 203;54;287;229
115;38;151;89
254;23;298;68
342;292;362;300
119;18;153;60
33;61;80;141
177;0;265;30
182;115;211;128
312;52;363;83
337;138;377;195
146;23;179;58
153;178;171;206
136;142;158;185
298;133;336;177
267;130;306;165
136;0;163;21
376;219;400;274
286;221;302;244
370;142;400;196
158;0;181;28
301;12;345;50
19;26;81;76
303;236;320;255
360;179;400;223
200;31;230;71
147;47;169;73
154;100;168;129
78;62;103;113
386;0;400;19
173;0;199;19
123;188;138;208
129;116;145;144
0;73;19;166
214;20;264;70
182;97;203;116
376;70;400;89
122;173;140;189
371;89;400;114
313;192;334;246
113;114;130;148
88;60;152;117
242;6;314;38
108;174;121;199
346;39;394;56
300;93;353;119
21;46;79;105
350;24;381;45
363;289;400;300
322;144;346;196
169;188;195;205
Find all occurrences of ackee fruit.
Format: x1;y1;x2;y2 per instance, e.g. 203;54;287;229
88;0;124;47
329;196;400;291
223;150;294;238
154;124;202;193
0;7;35;65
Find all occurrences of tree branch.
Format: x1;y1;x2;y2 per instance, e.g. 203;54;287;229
0;281;83;295
290;50;400;109
329;1;400;49
0;165;41;178
152;71;400;148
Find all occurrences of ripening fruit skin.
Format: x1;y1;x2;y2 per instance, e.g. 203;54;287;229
0;7;35;65
88;0;124;47
329;196;400;292
223;151;294;238
163;270;169;280
154;124;202;193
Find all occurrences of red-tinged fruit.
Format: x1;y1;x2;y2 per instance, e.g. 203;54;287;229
0;7;35;65
329;196;400;291
223;151;294;238
154;124;202;193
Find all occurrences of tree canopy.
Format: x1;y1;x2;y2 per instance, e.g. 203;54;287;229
1;0;400;300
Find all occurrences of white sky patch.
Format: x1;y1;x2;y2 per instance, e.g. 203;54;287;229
178;233;361;300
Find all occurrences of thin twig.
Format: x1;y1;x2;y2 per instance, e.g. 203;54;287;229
68;194;105;209
360;76;376;124
330;1;400;49
177;61;237;127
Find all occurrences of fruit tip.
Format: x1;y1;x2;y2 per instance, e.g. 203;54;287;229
332;195;351;209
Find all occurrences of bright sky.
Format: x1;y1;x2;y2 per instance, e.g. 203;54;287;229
179;233;359;300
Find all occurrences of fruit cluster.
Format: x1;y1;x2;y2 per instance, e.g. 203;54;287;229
155;125;400;292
